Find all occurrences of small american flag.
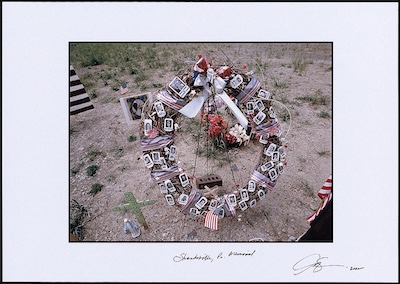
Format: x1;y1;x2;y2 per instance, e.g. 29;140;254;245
120;83;129;95
204;210;219;230
306;175;332;223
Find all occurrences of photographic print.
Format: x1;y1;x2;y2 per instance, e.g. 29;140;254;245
168;76;190;98
143;119;152;136
255;100;265;111
246;101;255;114
159;183;168;194
168;145;176;161
119;93;149;125
258;89;271;100
142;154;154;168
66;40;337;254
164;118;174;132
253;111;266;125
248;180;256;192
164;179;176;192
230;74;243;88
165;194;175;206
154;101;166;118
238;200;248;211
227;194;237;206
265;142;277;156
178;193;188;205
179;173;190;187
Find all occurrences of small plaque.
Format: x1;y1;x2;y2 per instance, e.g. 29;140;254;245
227;194;237;206
154;101;166;118
271;151;280;162
230;74;243;89
169;76;190;98
159;183;168;194
179;173;190;187
277;162;284;174
195;197;208;210
253;111;266;125
164;118;174;132
165;194;175;206
238;200;248;211
261;161;274;172
178;194;189;205
239;189;249;201
269;168;278;181
258;89;271;100
265;143;277;156
208;199;218;210
255;100;265;112
248;180;256;192
142;154;154;168
246;101;255;114
169;145;177;161
165;179;176;192
144;119;152;136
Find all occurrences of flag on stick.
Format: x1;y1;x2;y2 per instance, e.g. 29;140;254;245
204;210;219;230
120;83;129;95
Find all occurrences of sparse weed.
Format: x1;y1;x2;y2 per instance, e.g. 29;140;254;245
107;175;116;182
86;165;99;176
272;77;289;89
86;148;103;161
317;150;330;157
296;90;328;106
89;91;98;99
300;180;314;197
89;183;103;196
112;146;124;157
318;110;331;119
292;57;308;74
127;135;137;142
70;162;84;176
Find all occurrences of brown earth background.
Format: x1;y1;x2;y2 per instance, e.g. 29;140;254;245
69;42;332;242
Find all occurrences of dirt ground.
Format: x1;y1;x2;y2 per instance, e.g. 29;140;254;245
69;43;332;242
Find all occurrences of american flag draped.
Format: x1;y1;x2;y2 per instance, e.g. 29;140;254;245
306;175;332;223
204;210;219;230
70;64;94;115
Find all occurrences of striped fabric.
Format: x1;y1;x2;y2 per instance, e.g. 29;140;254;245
306;175;333;223
236;76;261;104
204;210;219;230
255;121;281;137
150;165;181;182
140;134;174;152
70;64;94;115
156;89;187;110
250;170;276;190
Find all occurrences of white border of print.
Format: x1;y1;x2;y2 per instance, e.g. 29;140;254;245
2;2;398;283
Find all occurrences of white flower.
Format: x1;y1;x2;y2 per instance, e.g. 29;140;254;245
228;124;250;145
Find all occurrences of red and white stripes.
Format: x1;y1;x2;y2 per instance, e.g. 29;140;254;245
306;175;332;223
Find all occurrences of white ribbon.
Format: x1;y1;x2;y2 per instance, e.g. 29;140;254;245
179;70;248;129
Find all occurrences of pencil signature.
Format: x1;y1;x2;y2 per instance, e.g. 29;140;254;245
292;253;348;275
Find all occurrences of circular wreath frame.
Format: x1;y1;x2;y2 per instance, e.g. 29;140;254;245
138;56;290;229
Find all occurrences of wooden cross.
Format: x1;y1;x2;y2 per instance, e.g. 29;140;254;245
112;192;156;229
203;185;219;199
